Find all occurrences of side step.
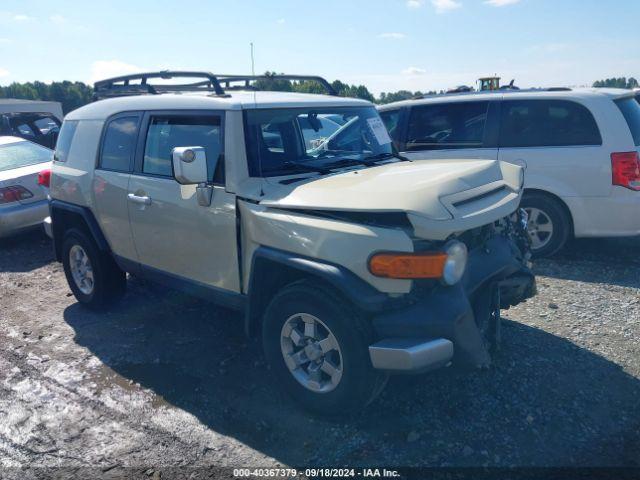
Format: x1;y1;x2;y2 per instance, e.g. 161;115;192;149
369;338;454;373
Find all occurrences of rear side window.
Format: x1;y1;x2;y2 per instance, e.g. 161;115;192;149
406;102;489;151
142;115;223;182
100;117;139;172
615;97;640;146
500;100;601;148
54;120;78;162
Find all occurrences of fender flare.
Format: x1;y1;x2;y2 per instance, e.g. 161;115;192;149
245;246;400;335
50;199;110;260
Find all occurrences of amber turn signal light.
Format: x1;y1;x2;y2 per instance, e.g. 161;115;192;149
369;252;448;279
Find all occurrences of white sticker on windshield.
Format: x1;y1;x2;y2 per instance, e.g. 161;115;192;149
366;117;392;145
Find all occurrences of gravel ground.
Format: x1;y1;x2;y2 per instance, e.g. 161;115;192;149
0;231;638;473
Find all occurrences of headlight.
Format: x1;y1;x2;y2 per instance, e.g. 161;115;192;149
442;241;467;285
368;240;467;284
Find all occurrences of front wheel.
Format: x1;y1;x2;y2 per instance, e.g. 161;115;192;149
262;280;387;416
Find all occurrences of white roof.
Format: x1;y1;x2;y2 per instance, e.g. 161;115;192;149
0;136;26;146
66;91;372;121
378;87;635;110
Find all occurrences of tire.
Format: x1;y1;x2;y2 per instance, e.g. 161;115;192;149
262;280;387;416
521;192;571;258
61;228;126;309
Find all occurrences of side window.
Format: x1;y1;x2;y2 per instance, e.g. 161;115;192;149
100;117;139;172
379;109;401;144
500;100;602;148
53;120;79;162
142;115;223;182
33;116;60;135
15;123;36;137
406;102;489;151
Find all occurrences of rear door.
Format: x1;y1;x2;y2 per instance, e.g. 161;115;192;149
401;100;499;161
127;110;240;292
92;113;140;262
497;99;608;197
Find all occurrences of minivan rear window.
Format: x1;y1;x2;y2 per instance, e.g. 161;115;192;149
615;97;640;147
500;100;602;148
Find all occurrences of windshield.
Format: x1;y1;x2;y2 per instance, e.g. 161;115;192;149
0;140;52;172
244;106;395;177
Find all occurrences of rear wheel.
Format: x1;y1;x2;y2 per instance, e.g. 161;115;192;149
62;229;126;309
262;280;387;416
521;193;571;258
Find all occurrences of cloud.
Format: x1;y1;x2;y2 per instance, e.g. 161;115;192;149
379;32;406;39
402;66;427;75
13;14;32;21
406;0;424;8
0;68;9;78
276;18;285;24
484;0;520;5
50;14;66;24
431;0;462;13
89;60;143;84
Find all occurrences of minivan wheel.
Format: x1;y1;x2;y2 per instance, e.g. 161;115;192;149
62;229;126;309
521;193;570;258
262;280;387;416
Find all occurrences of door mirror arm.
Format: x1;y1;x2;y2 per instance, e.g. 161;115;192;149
196;183;213;207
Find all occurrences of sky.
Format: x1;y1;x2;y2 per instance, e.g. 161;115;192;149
0;0;638;95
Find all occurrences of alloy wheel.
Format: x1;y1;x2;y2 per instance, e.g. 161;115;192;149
280;313;343;393
69;245;94;295
524;207;554;251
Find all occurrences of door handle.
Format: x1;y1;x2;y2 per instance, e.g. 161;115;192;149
127;193;151;205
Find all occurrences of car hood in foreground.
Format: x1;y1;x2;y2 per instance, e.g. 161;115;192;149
258;159;524;240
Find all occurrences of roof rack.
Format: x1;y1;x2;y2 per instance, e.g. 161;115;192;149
216;74;338;96
93;71;337;100
93;71;226;100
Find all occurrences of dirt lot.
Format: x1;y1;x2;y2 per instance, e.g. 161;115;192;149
1;231;639;473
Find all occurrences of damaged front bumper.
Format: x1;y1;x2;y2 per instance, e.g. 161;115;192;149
368;234;536;373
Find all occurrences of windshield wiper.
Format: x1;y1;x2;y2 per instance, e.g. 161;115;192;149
323;152;408;171
264;161;331;176
323;158;377;169
363;152;410;163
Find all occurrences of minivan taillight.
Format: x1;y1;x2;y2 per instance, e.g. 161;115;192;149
37;169;51;188
0;186;34;204
611;151;640;191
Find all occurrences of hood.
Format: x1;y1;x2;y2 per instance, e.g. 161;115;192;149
258;159;524;241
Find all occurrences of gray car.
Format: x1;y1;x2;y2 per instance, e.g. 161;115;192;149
0;136;52;238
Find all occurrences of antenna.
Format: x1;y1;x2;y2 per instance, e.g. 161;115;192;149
250;42;256;76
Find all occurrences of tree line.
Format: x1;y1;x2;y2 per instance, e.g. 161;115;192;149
591;77;638;89
0;74;636;114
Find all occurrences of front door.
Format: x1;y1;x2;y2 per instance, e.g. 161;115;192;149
127;111;240;293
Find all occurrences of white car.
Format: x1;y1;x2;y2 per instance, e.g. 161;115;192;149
49;71;535;414
0;136;52;238
379;88;640;257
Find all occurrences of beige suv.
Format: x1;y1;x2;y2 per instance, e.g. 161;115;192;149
49;72;535;414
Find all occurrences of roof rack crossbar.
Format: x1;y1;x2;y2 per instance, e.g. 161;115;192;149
93;71;225;100
216;74;338;96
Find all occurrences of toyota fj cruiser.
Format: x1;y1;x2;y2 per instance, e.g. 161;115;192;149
49;72;535;414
